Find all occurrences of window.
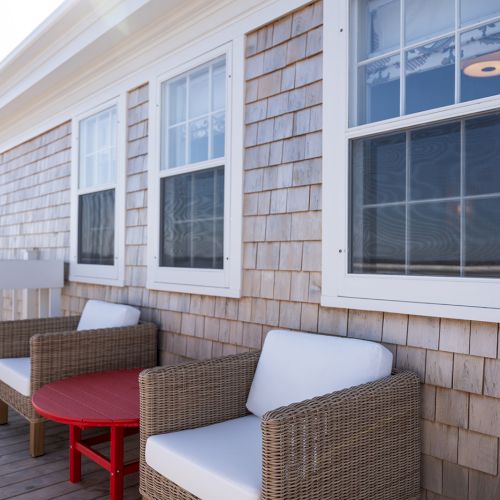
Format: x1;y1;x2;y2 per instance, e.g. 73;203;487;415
323;1;500;321
70;98;125;285
148;44;242;296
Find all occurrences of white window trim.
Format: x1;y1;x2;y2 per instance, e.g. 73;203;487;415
147;40;243;298
69;95;126;286
323;0;500;322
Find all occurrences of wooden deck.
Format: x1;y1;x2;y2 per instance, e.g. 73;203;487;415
0;409;140;499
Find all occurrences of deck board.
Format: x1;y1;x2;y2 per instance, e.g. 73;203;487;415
0;409;140;499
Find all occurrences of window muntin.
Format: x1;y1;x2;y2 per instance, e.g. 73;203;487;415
353;0;500;126
350;111;500;278
76;106;118;267
159;55;227;271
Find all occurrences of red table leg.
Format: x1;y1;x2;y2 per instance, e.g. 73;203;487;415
110;426;124;500
69;425;81;483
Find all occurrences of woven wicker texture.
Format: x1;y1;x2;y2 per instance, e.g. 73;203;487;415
0;316;158;424
139;352;420;500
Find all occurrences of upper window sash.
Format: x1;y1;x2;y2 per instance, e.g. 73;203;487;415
350;0;500;128
78;106;117;191
160;55;226;174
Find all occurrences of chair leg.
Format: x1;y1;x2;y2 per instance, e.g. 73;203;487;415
30;421;45;457
0;400;8;425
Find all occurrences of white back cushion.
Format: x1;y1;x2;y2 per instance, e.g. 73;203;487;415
246;330;393;417
77;300;141;331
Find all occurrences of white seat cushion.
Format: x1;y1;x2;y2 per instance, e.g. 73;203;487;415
145;415;261;500
0;357;31;396
77;300;140;331
247;330;393;417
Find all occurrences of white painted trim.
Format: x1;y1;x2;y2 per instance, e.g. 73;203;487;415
69;94;126;287
322;0;500;322
0;0;309;154
147;39;243;297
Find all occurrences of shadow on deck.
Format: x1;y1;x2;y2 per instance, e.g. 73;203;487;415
0;409;140;499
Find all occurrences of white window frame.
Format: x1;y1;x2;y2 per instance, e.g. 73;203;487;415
69;95;126;286
323;0;500;322
147;41;243;297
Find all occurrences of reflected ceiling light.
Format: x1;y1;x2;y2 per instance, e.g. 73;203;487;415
464;60;500;78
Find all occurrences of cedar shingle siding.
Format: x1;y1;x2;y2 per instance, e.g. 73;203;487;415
1;2;500;497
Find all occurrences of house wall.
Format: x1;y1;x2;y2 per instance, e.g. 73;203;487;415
1;1;500;498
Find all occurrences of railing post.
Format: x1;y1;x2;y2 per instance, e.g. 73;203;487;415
49;289;61;318
22;250;39;319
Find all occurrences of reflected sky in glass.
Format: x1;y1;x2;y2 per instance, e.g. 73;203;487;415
358;54;400;124
406;37;455;114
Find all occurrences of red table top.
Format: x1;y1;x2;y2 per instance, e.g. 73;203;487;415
32;368;142;427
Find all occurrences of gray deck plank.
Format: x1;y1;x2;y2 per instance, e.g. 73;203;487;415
0;409;140;499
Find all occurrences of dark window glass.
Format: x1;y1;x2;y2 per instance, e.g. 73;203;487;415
410;122;461;200
465;113;500;195
351;205;406;274
160;167;224;269
465;197;500;277
350;111;500;278
78;189;115;265
352;132;406;205
408;201;461;276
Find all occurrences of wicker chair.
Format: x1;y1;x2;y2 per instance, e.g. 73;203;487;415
0;316;157;457
139;337;421;500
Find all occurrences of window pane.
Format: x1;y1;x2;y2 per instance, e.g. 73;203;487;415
358;0;400;60
461;22;500;103
352;133;406;205
405;0;454;45
212;59;226;111
79;106;117;189
461;0;500;25
410;122;461;200
160;167;224;269
189;67;209;119
465;197;500;277
406;37;455;114
78;189;115;265
408;201;460;276
167;77;187;126
189;118;209;163
168;125;186;168
351;205;406;275
211;112;225;159
358;54;400;124
466;113;500;195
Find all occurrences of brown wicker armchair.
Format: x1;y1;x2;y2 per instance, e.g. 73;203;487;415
139;350;421;500
0;316;157;457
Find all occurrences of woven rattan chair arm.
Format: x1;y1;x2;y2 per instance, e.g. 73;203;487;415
140;351;260;439
0;316;80;358
30;322;158;392
260;371;421;500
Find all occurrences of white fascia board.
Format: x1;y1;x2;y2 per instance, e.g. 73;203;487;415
0;0;155;110
0;0;309;153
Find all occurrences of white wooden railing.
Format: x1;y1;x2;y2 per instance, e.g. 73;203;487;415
0;253;64;320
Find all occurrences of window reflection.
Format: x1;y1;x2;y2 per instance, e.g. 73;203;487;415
406;37;455;114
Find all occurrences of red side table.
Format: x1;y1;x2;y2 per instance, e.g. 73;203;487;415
32;368;142;500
